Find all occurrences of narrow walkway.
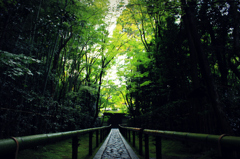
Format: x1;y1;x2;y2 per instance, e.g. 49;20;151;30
94;128;139;159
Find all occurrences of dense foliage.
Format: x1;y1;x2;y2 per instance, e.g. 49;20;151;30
115;0;240;135
0;0;121;138
1;0;240;138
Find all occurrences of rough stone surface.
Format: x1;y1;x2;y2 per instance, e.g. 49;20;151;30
101;129;131;159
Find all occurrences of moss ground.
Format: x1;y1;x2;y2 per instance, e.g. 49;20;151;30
18;132;107;159
123;132;219;159
17;129;219;159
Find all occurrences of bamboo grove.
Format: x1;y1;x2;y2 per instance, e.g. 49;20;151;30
0;0;240;138
0;0;124;137
115;0;240;135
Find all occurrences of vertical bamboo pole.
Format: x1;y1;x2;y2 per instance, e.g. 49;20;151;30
145;134;149;159
72;136;78;159
129;130;131;142
96;130;99;147
89;131;93;156
133;131;135;147
156;136;162;159
100;129;103;142
139;129;143;155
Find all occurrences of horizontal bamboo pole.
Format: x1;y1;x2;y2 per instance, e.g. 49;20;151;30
0;125;111;155
119;125;240;150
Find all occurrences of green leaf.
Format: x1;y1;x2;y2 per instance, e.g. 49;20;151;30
140;80;151;87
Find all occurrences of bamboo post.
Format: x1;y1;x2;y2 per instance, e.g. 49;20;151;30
96;130;99;147
133;131;135;147
156;136;162;159
89;131;93;156
72;136;78;159
129;130;131;143
145;134;149;159
100;129;103;142
139;129;143;156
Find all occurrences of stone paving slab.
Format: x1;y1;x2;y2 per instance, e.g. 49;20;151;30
93;128;139;159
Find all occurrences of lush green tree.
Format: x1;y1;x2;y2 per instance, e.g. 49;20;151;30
0;0;111;137
114;0;240;134
1;0;240;138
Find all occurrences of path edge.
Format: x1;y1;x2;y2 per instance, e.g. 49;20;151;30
118;129;139;159
93;129;112;159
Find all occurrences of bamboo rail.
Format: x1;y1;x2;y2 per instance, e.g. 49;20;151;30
0;125;111;159
119;125;240;159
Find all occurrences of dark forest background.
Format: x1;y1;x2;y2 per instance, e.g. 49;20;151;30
0;0;240;138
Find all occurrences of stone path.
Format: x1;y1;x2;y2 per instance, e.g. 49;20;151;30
94;128;139;159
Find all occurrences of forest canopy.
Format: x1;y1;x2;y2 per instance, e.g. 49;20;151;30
0;0;240;138
116;0;240;135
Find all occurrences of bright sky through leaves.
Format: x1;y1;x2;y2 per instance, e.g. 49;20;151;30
105;0;128;86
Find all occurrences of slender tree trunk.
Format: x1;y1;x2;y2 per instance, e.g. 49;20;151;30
93;68;104;125
228;0;240;57
181;0;232;134
42;33;59;95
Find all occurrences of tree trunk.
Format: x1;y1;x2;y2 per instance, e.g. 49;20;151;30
92;69;104;125
228;0;240;57
181;0;233;134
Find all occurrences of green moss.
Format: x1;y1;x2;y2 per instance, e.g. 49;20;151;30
123;133;218;159
18;132;107;159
